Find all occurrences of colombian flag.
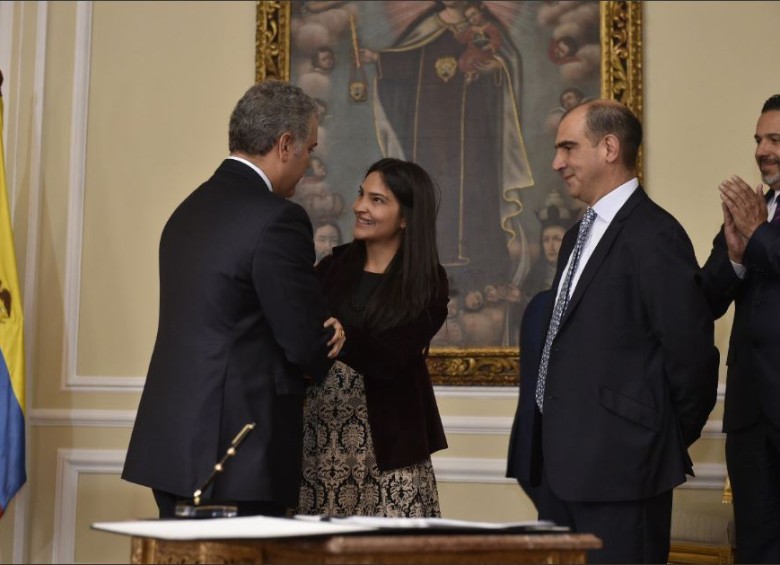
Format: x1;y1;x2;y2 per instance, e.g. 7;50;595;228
0;85;26;518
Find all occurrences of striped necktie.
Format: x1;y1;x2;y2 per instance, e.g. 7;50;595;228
535;207;597;413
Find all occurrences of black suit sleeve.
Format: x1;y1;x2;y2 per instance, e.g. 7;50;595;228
252;203;334;380
743;222;780;277
700;227;743;319
641;223;719;446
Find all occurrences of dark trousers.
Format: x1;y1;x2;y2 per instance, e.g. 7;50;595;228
152;489;285;519
727;417;780;564
537;468;673;564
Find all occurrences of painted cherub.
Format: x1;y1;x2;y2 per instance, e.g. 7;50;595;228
455;1;502;84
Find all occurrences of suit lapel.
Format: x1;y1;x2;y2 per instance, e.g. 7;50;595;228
559;187;647;328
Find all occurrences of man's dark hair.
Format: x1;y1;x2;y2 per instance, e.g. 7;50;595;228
761;94;780;113
578;101;643;169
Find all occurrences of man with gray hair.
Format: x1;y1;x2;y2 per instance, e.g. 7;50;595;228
123;80;345;518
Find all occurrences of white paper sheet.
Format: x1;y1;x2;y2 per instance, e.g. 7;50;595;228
294;515;562;530
92;515;568;541
91;515;375;540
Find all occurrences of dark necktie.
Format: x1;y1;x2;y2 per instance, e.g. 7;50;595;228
535;207;597;413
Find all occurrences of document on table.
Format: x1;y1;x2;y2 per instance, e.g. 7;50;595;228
92;515;569;540
91;515;375;540
294;515;568;532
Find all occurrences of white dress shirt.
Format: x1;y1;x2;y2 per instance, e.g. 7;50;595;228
555;178;640;302
227;156;273;192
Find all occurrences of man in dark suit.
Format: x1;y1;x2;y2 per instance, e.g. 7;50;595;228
530;100;719;563
700;94;780;564
506;289;552;508
122;80;345;518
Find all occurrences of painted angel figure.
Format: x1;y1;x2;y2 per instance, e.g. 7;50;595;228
455;2;503;84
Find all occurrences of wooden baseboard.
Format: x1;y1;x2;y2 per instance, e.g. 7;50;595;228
669;542;734;565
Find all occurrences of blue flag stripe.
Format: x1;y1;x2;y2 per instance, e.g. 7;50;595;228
0;350;26;511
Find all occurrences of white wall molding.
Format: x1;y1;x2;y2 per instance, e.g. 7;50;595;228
681;462;729;491
11;2;49;563
442;415;514;435
433;456;512;484
28;409;724;444
59;1;144;392
435;386;517;399
52;448;126;564
64;374;145;391
59;0;144;393
30;408;136;428
701;419;724;439
61;0;90;391
22;0;48;386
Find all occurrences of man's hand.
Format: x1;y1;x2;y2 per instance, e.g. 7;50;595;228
722;202;747;264
719;176;767;240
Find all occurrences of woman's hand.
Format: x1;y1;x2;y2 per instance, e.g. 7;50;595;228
324;317;346;358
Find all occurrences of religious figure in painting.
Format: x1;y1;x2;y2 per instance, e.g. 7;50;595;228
360;0;534;340
288;0;603;347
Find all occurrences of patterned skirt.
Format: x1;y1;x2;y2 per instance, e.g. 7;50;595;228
298;360;441;517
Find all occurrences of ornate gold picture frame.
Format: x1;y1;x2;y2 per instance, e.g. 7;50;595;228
256;1;643;386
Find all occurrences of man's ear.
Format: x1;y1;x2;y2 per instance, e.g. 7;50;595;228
602;133;620;164
278;132;294;162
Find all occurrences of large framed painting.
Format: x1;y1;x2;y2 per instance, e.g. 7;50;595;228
256;0;642;385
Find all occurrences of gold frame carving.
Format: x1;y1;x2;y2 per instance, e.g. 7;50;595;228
255;1;290;82
255;1;644;386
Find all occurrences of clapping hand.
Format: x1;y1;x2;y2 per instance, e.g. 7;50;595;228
719;175;767;263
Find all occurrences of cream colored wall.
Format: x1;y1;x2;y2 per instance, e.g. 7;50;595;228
1;1;778;563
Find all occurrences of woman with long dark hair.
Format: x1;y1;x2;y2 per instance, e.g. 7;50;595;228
298;158;449;517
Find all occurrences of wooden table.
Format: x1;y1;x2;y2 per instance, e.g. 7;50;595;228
131;532;602;564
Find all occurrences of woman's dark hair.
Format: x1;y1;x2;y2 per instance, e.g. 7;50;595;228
334;158;441;332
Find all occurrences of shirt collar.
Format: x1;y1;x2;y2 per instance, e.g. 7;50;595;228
592;177;639;223
227;156;273;192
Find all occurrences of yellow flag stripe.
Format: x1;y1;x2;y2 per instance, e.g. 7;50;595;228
0;96;26;412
